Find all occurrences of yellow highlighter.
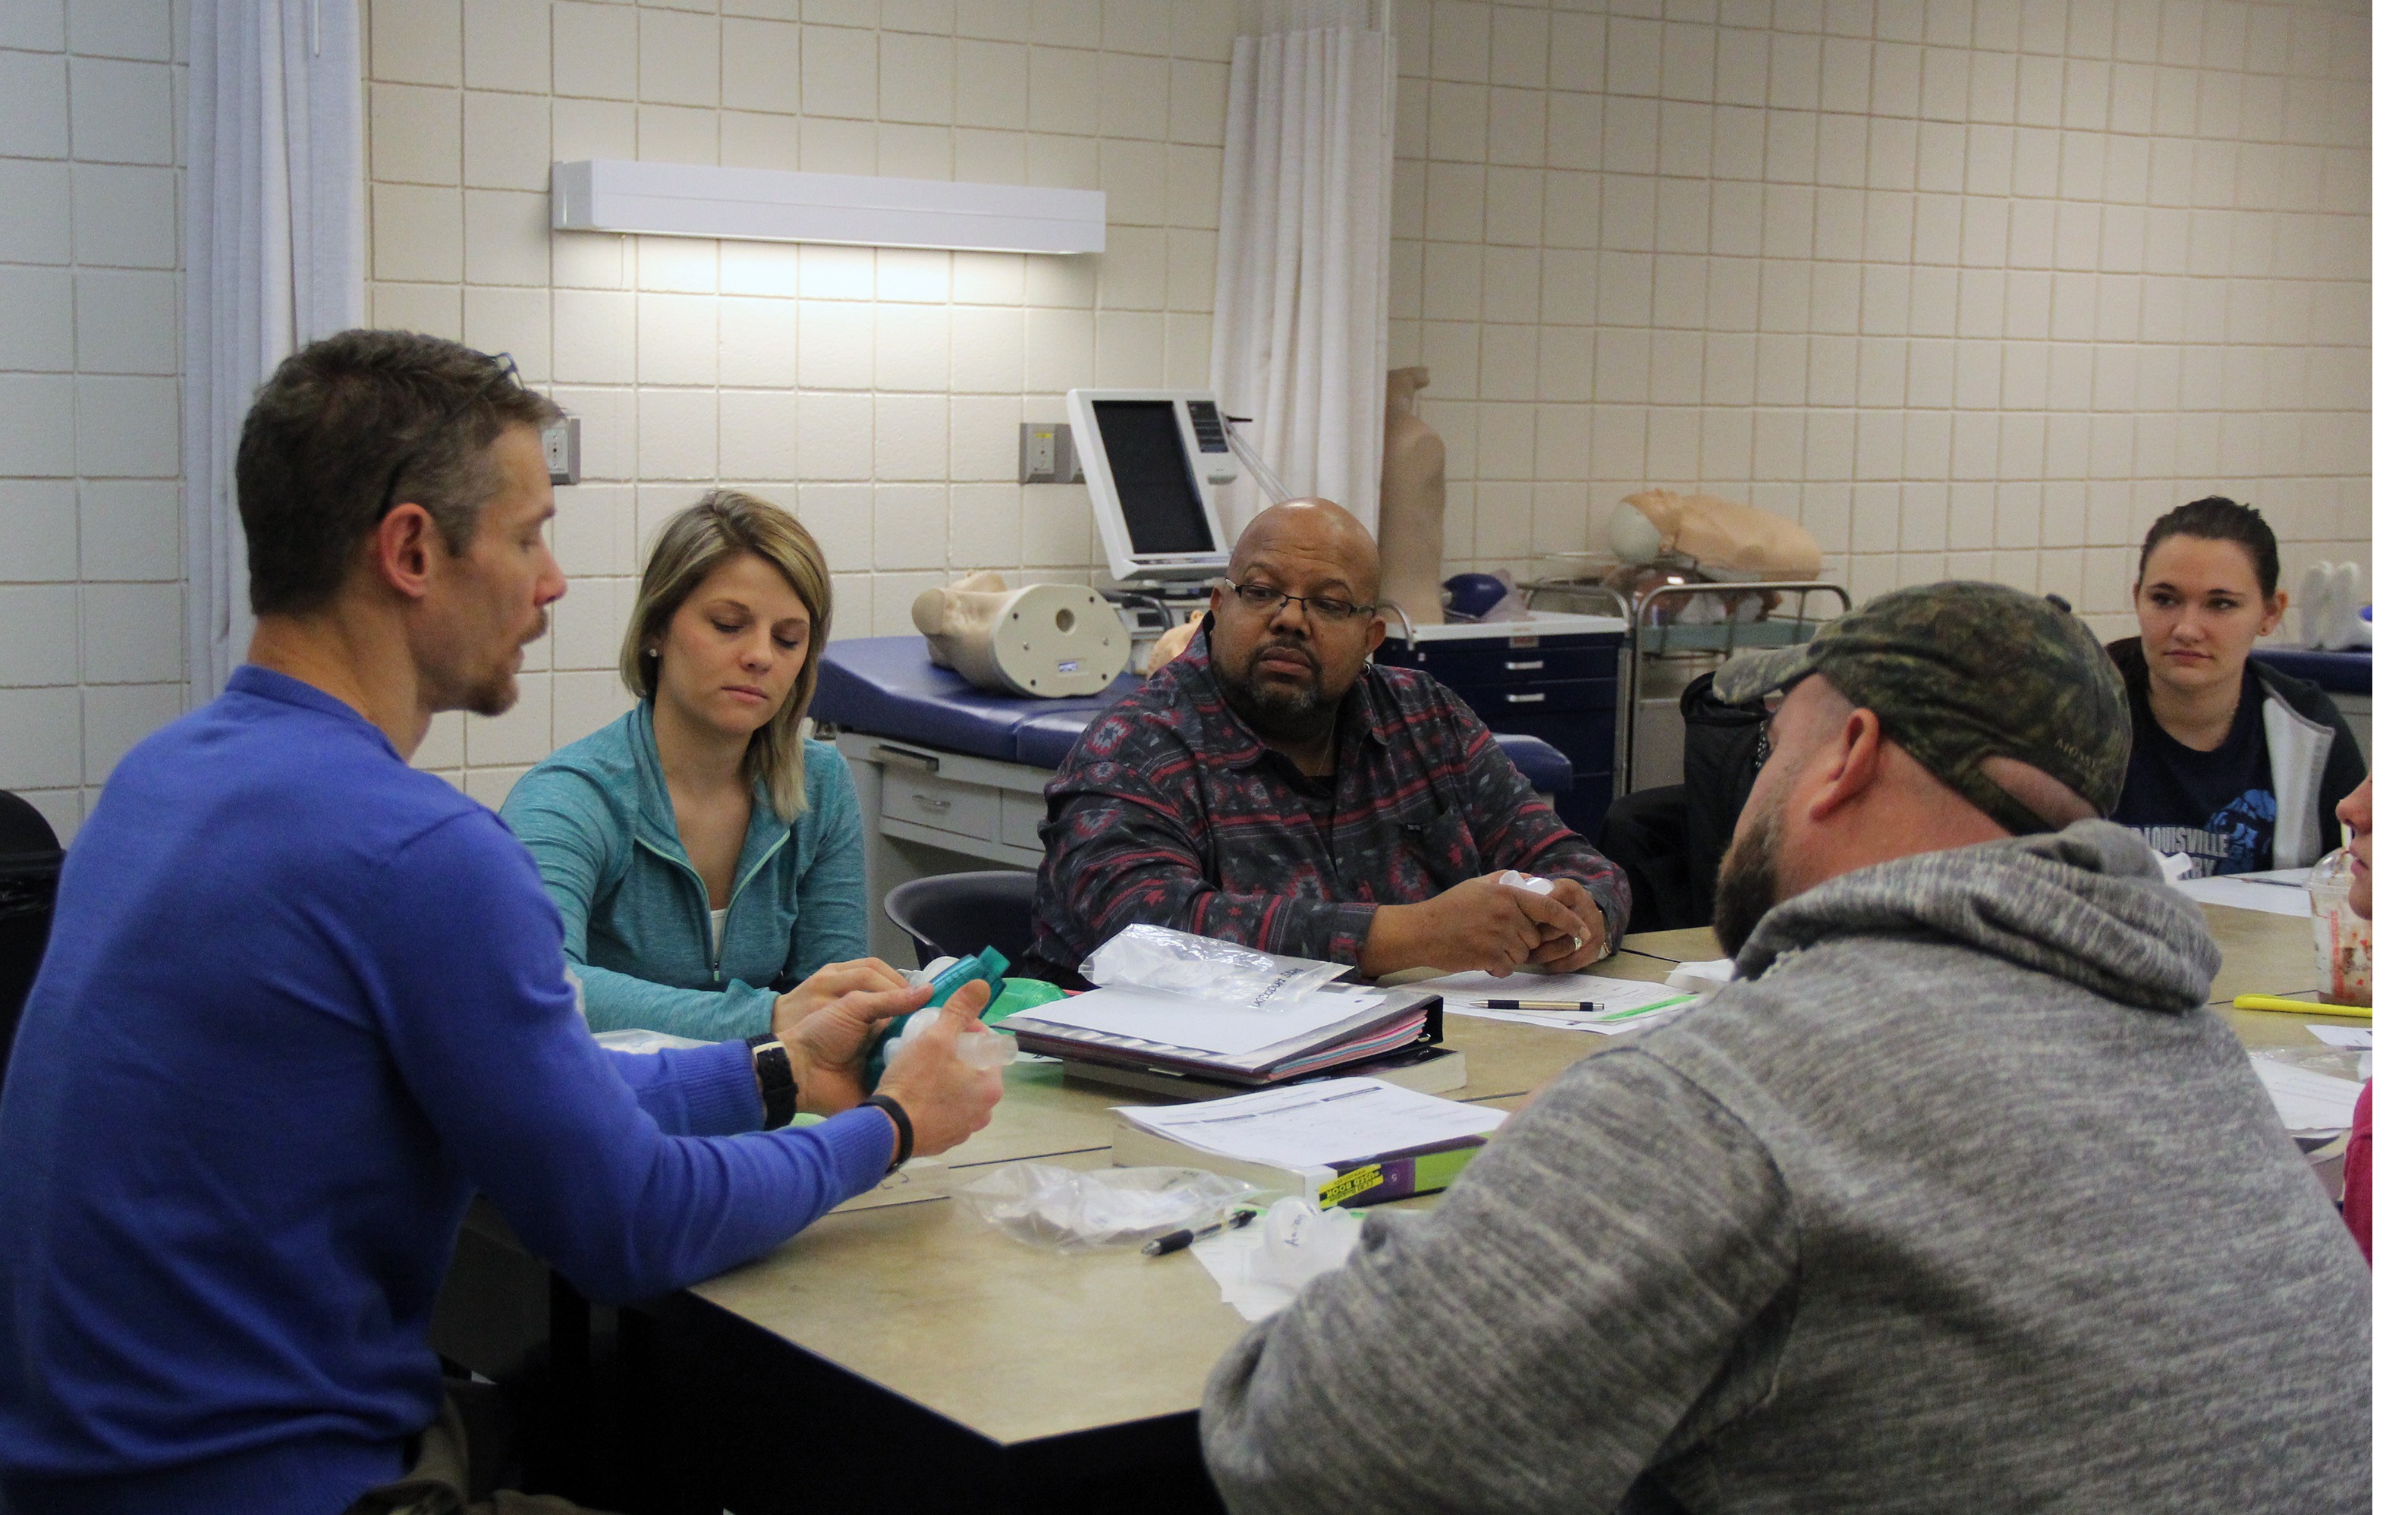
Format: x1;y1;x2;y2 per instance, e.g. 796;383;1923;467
2232;994;2372;1020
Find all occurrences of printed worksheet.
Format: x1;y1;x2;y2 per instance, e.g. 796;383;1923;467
1116;1078;1507;1167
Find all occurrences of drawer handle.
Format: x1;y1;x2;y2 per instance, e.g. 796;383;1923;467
911;793;953;812
1505;692;1546;704
1504;659;1545;671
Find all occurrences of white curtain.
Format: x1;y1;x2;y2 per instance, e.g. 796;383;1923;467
1210;0;1395;532
181;0;366;702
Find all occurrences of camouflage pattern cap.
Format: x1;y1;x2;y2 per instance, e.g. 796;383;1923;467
1712;580;2131;835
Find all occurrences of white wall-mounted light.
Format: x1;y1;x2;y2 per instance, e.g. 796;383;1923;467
549;160;1108;255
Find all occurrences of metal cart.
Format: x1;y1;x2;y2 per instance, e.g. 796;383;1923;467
1529;577;1850;796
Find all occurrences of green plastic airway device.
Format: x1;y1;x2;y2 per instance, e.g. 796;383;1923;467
869;946;1016;1075
925;945;1012;1007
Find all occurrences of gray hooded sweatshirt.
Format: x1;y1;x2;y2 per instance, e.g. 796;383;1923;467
1202;822;2370;1513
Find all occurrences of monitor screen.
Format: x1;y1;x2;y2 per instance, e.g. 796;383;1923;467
1092;400;1215;556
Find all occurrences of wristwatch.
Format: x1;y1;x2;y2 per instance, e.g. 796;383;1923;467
865;1094;914;1175
747;1035;797;1129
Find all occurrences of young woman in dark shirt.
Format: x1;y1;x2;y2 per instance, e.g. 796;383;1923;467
2108;497;2365;876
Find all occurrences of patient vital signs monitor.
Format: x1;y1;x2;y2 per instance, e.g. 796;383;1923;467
1067;390;1243;584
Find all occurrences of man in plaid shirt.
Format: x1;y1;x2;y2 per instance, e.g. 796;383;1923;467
1028;500;1631;984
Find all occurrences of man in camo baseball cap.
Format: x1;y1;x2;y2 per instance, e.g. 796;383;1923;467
1713;580;2130;836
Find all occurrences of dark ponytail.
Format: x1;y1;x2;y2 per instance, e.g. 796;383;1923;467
2136;496;2280;599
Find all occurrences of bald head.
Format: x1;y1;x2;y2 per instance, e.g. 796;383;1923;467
1207;498;1391;762
1230;498;1382;607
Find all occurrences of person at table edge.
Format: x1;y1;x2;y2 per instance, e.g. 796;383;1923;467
1027;498;1631;984
501;491;885;1044
0;330;1004;1515
2338;774;2372;1261
1202;582;2368;1513
2108;495;2364;876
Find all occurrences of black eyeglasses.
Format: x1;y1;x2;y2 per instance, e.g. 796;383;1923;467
374;351;524;522
1221;578;1377;625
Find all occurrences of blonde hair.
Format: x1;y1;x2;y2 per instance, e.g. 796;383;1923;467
621;491;834;822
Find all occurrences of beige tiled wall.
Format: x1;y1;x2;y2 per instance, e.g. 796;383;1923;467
366;0;1238;803
1388;0;2371;643
2;0;2372;834
0;0;185;844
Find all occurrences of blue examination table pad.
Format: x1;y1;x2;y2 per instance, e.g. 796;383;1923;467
812;636;1577;794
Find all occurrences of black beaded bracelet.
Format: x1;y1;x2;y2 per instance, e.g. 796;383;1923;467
865;1094;913;1175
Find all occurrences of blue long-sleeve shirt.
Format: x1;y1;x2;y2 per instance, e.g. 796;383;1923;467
499;706;870;1042
0;668;894;1515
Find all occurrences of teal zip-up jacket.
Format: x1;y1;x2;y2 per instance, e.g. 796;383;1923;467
498;704;869;1042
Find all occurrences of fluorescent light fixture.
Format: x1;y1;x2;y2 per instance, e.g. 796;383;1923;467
550;159;1107;255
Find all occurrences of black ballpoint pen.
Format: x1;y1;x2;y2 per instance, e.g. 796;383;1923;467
1143;1208;1258;1257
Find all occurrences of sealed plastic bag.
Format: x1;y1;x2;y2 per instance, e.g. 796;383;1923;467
960;1162;1255;1253
1080;924;1348;1010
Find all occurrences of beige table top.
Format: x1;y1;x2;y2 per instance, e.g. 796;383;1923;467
696;909;2363;1446
693;1147;1241;1444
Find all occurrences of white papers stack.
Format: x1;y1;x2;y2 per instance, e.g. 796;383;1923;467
1111;1074;1505;1209
997;983;1437;1083
1115;1078;1506;1168
2249;1053;2365;1136
1019;985;1384;1057
2177;869;2314;918
1420;970;1693;1037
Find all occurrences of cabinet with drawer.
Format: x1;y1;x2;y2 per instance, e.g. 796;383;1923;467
1454;677;1617;723
1393;633;1619;690
1375;616;1624;840
880;769;1002;846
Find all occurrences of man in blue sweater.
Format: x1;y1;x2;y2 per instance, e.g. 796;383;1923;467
0;331;1004;1515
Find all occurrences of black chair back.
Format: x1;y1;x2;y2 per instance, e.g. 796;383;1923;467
0;793;64;1090
881;870;1038;970
1595;673;1771;932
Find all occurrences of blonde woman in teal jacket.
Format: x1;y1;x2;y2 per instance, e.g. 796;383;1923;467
502;492;904;1042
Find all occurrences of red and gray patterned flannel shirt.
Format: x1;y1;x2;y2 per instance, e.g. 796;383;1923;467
1026;619;1631;979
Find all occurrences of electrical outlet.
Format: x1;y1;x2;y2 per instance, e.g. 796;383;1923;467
542;416;581;485
1018;423;1083;484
